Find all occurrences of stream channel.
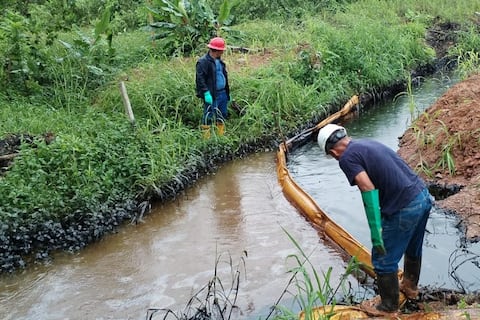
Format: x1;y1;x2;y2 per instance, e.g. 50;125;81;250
1;72;479;320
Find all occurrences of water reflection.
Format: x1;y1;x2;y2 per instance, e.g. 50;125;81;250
210;163;245;242
0;153;350;320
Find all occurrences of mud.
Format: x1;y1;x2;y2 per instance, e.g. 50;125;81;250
397;73;480;242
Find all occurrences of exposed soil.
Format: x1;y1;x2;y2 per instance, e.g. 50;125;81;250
397;72;480;242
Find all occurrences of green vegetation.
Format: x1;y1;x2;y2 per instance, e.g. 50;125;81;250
147;0;237;56
271;228;364;320
0;0;479;273
409;116;461;178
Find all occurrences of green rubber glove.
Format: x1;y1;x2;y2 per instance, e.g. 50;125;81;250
361;189;386;255
204;91;213;105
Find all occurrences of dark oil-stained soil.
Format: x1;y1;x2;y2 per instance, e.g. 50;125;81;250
0;134;34;173
0;132;55;174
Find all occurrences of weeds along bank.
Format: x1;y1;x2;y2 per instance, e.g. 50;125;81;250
0;1;479;272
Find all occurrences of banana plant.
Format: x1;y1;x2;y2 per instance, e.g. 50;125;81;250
147;0;235;56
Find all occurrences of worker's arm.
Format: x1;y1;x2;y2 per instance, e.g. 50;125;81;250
354;171;375;192
195;60;209;98
354;171;386;255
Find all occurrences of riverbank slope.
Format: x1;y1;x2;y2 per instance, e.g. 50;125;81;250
398;73;480;241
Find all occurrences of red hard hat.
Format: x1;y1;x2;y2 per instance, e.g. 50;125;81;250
207;37;226;51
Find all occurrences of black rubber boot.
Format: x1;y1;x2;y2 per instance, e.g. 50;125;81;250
360;272;399;316
401;256;421;299
376;272;399;312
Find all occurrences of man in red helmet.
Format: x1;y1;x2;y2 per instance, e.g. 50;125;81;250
195;37;231;138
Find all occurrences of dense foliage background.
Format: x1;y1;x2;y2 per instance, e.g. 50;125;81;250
0;0;479;272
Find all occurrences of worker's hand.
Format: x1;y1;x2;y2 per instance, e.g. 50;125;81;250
204;91;213;105
373;244;386;255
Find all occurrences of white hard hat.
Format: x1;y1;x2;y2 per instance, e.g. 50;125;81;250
317;123;347;156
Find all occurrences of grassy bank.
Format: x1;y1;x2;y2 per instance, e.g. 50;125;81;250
0;0;479;272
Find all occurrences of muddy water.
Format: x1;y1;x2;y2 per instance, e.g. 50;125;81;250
288;73;480;294
0;152;352;320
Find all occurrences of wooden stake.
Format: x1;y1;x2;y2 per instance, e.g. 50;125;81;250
119;81;135;126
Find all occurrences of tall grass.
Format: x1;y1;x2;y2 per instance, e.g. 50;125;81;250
391;0;480;22
451;24;480;79
236;20;303;49
394;74;417;125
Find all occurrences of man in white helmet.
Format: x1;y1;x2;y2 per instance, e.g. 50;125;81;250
317;123;433;316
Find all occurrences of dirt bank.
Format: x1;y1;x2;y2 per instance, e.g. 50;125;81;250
398;73;480;242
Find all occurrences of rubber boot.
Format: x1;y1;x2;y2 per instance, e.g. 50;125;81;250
400;256;421;299
200;125;211;139
360;272;399;316
377;273;399;312
216;123;225;136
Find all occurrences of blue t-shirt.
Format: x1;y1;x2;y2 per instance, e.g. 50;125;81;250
339;139;425;216
215;59;226;90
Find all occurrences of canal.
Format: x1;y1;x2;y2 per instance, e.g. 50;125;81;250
1;73;478;320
